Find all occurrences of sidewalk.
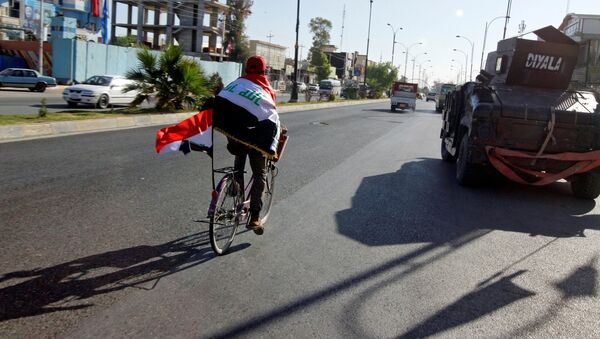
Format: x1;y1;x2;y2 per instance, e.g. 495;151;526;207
0;99;387;143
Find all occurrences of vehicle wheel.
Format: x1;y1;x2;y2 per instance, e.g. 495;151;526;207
258;162;277;224
441;138;457;163
96;94;109;109
67;101;78;108
209;176;241;255
456;135;484;186
570;172;600;199
34;82;46;92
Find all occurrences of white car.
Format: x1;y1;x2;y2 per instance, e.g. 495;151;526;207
63;75;138;108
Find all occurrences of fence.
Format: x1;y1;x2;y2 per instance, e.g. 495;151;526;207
52;39;242;85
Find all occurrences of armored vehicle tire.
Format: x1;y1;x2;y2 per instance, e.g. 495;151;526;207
456;136;484;186
441;139;457;163
570;172;600;199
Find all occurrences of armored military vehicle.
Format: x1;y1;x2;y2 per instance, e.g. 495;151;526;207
440;26;600;198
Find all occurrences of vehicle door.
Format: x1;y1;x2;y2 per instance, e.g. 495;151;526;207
108;78;128;103
6;69;24;87
23;70;39;88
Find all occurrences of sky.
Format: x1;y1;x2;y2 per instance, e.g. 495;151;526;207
245;0;599;85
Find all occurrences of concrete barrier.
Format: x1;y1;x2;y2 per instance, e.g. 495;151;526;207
0;99;388;143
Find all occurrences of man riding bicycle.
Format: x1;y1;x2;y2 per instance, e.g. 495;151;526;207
215;55;282;234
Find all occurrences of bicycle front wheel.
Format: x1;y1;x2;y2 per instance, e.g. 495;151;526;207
259;162;277;224
209;176;241;255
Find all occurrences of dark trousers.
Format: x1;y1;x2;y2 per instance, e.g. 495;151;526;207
234;151;267;214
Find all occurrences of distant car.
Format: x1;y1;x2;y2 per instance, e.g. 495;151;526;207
0;68;56;92
296;82;307;93
307;84;319;93
426;92;436;102
63;75;138;109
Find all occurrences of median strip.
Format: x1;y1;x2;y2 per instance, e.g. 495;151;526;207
0;99;387;142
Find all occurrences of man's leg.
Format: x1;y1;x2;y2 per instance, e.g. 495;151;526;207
248;151;267;223
233;154;246;196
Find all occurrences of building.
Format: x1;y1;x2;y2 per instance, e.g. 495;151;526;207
111;0;229;59
248;39;286;87
353;52;375;84
558;13;600;88
0;0;104;41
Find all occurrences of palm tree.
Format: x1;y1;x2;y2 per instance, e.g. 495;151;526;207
125;45;210;111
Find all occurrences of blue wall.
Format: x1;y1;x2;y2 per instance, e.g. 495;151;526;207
52;39;242;85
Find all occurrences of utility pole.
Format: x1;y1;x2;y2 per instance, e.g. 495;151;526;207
340;4;345;50
503;0;512;39
38;0;44;74
363;0;373;87
289;0;300;103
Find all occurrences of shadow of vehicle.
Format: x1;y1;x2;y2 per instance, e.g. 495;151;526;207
0;232;249;322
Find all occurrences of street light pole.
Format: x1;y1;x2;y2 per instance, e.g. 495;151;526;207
38;0;44;74
411;52;427;83
401;42;422;81
386;23;402;67
364;0;373;87
480;16;509;71
456;35;474;81
289;0;300;103
453;48;468;83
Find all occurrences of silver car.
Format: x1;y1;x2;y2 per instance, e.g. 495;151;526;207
63;75;138;109
0;68;57;92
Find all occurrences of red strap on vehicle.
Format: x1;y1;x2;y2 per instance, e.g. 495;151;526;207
485;146;600;186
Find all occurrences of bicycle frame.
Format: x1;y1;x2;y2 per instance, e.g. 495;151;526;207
207;167;253;219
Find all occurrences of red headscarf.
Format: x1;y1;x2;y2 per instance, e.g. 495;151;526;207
241;56;277;104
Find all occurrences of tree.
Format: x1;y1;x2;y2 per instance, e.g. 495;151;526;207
224;0;253;64
308;17;333;81
366;62;399;98
125;45;211;110
310;50;332;82
112;35;138;47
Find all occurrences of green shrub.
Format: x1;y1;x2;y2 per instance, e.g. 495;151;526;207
38;98;48;117
328;93;336;101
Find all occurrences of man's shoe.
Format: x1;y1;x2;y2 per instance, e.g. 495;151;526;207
247;214;264;235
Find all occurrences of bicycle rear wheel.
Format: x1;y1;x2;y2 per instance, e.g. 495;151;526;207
209;176;241;255
258;162;277;224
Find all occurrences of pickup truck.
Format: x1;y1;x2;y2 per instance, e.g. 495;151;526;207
390;82;417;112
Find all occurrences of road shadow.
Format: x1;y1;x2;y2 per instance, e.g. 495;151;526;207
333;158;599;337
0;232;248;322
336;158;599;247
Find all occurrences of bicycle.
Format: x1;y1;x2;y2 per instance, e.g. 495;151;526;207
204;131;288;255
206;160;278;255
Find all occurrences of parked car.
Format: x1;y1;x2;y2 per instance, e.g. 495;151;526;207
0;68;56;92
63;75;138;108
296;82;307;93
426;92;436;102
307;83;319;93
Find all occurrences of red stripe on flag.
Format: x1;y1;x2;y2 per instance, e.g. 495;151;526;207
155;109;213;153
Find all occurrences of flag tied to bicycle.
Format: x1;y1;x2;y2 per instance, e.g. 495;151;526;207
155;77;281;159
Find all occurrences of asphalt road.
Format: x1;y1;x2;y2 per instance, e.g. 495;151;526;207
0;87;151;115
1;101;599;338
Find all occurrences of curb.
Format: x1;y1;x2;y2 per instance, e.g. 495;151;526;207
0;99;387;143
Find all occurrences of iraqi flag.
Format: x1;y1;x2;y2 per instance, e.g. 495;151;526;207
213;78;280;159
155;108;213;155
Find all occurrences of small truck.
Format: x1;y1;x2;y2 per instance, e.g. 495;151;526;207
390;82;417;112
440;26;600;199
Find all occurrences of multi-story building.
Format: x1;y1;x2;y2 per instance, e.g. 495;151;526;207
111;0;229;59
248;39;286;86
558;13;600;88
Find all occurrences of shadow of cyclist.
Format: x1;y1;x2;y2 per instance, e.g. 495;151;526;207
0;232;248;322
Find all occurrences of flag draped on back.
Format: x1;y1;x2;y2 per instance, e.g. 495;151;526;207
213;78;280;159
155;108;213;155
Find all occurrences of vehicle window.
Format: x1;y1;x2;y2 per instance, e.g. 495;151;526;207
441;86;454;94
12;70;24;77
83;76;112;86
24;71;37;78
0;69;12;76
